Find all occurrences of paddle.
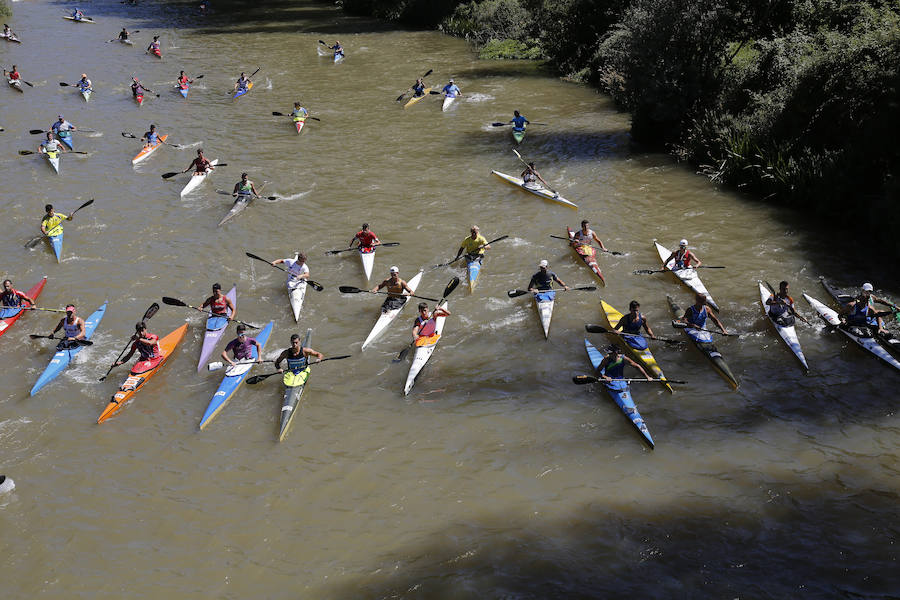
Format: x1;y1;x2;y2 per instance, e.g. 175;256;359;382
215;189;278;201
161;296;262;329
393;276;460;362
634;266;726;275
2;305;67;313
584;324;684;346
106;31;140;41
507;286;596;298
338;285;439;303
98;302;159;381
19;149;88;156
572;375;687;385
244;252;325;291
271;111;321;122
245;355;352;384
431;235;508;269
161;164;227;179
512;148;559;197
671;321;739;337
763;280;811;326
121;131;181;148
549;234;623;255
29;334;93;346
325;242;400;255
491;121;547;127
24;198;94;247
29;128;99;134
395;68;433;101
228;67;260;94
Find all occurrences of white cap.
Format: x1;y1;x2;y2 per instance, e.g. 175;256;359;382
862;282;874;291
539;260;549;268
679;239;688;246
389;266;399;273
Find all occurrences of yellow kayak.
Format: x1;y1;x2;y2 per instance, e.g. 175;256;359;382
403;87;433;109
599;300;673;393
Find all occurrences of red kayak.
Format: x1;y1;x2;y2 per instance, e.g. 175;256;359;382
0;276;47;339
151;48;161;58
134;93;143;106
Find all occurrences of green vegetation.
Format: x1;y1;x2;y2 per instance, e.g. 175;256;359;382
0;0;12;18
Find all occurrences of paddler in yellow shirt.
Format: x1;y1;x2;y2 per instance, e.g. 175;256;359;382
453;225;491;266
40;204;72;240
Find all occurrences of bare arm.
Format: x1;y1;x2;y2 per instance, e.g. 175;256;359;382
625;356;652;380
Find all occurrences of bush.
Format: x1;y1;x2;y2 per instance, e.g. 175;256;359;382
0;0;11;18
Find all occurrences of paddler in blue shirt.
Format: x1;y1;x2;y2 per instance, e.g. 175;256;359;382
274;334;323;384
51;115;76;144
442;79;462;99
71;8;85;20
509;110;529;133
527;260;569;302
141;123;159;145
411;78;426;97
841;282;891;336
77;74;92;93
675;293;728;335
290;102;309;121
329;40;344;60
613;300;658;350
596;344;651;382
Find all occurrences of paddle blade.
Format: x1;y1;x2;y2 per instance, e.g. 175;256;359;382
442;276;461;299
491;122;507;127
76;339;94;346
161;172;179;179
574;286;597;292
29;129;44;134
245;251;268;263
338;286;363;294
608;251;624;256
423;69;433;77
18;150;34;155
246;372;275;385
144;302;160;320
395;94;405;102
428;90;442;94
24;236;43;248
73;198;94;212
59;82;69;86
394;343;413;362
272;111;285;116
671;320;687;329
121;132;136;138
573;375;599;385
507;289;528;298
633;269;659;275
585;324;608;334
207;361;224;371
28;334;52;339
161;297;186;307
306;280;324;291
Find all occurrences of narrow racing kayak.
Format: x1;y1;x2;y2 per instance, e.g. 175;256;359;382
278;328;311;441
0;33;22;43
655;241;720;312
199;320;274;429
217;193;253;227
566;226;604;284
803;292;900;372
232;81;253;100
30;302;107;396
491;170;578;210
334;52;344;63
584;339;655;449
44;149;60;174
150;47;162;59
8;79;23;93
534;291;554;339
287;263;307;322
403;88;432;109
404;301;448;395
820;277;900;357
134;92;144;106
197;285;236;371
667;295;738;389
758;281;809;371
466;257;482;292
441;96;456;111
599;299;673;393
512;126;526;144
180;159;218;197
294;118;305;134
80;87;91;102
59;134;73;150
0;276;47;339
178;82;189;98
62;16;96;23
359;247;375;281
132;134;167;165
49;232;63;262
97;323;188;424
361;270;423;350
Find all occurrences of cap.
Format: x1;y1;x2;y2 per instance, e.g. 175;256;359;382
65;304;75;311
236;324;247;334
389;266;399;273
539;260;549;268
58;115;64;120
679;239;688;246
862;283;874;291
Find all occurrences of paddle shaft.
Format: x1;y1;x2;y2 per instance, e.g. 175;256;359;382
584;324;683;345
439;235;508;267
512;149;557;196
549;234;621;255
98;303;159;381
161;297;261;329
244;252;324;290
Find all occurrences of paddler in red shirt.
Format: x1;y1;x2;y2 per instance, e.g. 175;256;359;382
115;322;162;372
4;65;20;81
412;302;451;345
200;282;236;322
349;222;380;254
1;279;36;308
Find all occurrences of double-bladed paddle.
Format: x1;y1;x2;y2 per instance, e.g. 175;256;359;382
430;235;508;269
161;296;262;329
634;266;726;275
161;164;227;179
29;334;93;346
215;189;278;201
3;305;67;313
29;128;99;134
671;321;739;336
763;280;810;325
338;285;439;302
584;324;684;345
572;375;687;385
271;111;321;122
393;276;459;362
121;131;180;147
244;355;352;384
507;286;596;298
99;302;159;381
512;148;559;197
325;242;399;255
491;121;547;127
396;69;433;101
244;252;324;291
19;149;89;155
549;234;623;255
227;66;260;95
106;31;140;42
24;199;94;248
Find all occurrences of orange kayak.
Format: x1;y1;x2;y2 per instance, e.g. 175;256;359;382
567;226;605;285
131;133;168;165
98;323;187;424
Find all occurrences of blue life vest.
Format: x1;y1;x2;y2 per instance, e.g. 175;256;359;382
285;352;308;375
686;304;707;328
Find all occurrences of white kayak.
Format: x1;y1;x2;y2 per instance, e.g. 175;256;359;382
403;301;448;395
534;292;554;339
359;247;375;281
361;270;423;350
759;281;808;371
180;159;218;197
44;150;61;174
491;170;578;209
654;241;720;312
287;258;307;322
442;96;456;111
803;293;900;372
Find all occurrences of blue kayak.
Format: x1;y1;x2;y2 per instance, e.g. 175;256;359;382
466;257;481;292
58;134;73;150
30;302;107;396
49;233;63;262
198;320;273;429
584;339;655;449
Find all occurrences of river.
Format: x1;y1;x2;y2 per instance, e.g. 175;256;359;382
0;1;897;597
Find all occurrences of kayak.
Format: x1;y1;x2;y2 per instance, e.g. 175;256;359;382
278;328;312;441
404;301;448;395
30;302;107;396
361;270;423;350
534;291;554;339
359;247;375;281
134;92;144;106
44;149;60;174
491;170;578;210
403;88;432;109
59;134;73;150
98;323;188;423
180;158;218;197
758;281;809;371
820;277;900;357
513;127;525;144
232;81;253;100
217;193;253;227
8;79;23;93
62;16;95;23
334;53;344;63
150;47;162;58
566;226;605;284
441;96;455;111
804;292;900;372
0;33;22;43
667;295;738;389
599;299;673;393
199;320;274;429
654;241;720;312
80;87;91;102
49;232;63;262
287;263;307;321
466;256;482;292
0;276;47;339
117;38;134;45
294;118;305;134
584;339;655;449
197;284;236;371
178;82;189;98
316;45;330;56
132;134;167;165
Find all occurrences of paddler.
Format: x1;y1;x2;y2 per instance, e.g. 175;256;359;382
115;321;162;371
176;71;193;88
328;40;344;60
232;172;260;199
2;24;15;39
841;283;891;336
349;223;380;253
221;324;263;369
39;132;66;155
4;65;20;82
371;266;414;313
147;35;161;55
509;110;529;133
454;225;490;265
521;161;551;191
51;115;77;145
70;8;85;20
0;279;36;309
140;123;159;146
441;78;462;100
290;102;309;122
613;301;658;348
200;282;237;323
527;260;570;301
410;77;426;98
76;74;92;93
232;72;250;94
571;219;607;253
595;344;652;382
181;149;213;175
412;302;451;345
664;239;702;270
675;293;728;334
765;281;810;327
271;252;309;284
40;204;72;241
117;28;130;41
274;334;323;382
50;304;86;350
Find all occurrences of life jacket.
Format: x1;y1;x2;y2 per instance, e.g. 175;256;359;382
62;318;81;338
285;350;308;374
768;294;795;327
603;355;625;379
209;294;228;316
415;315;437;338
686;304;707;328
673;249;693;270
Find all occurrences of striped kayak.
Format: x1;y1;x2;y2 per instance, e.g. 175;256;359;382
599;299;673;393
44;149;60;174
820;277;900;357
441;96;455;111
178;82;189;98
49;233;63;262
466;256;482;292
217;193;252;227
655;241;720;312
667;295;738;389
567;226;604;284
404;302;448;395
98;323;188;424
180;159;218;196
278;328;312;441
803;293;900;372
80;87;91;102
132;134;167;165
359;247;375;281
403;88;432;109
232;81;253;100
758;281;809;371
30;302;107;395
534;291;554;339
197;285;236;371
512;127;525;144
584;339;654;449
491;170;578;210
199;320;274;429
294;118;305;134
361;271;423;350
0;277;47;339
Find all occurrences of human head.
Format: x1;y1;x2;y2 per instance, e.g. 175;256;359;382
65;304;76;315
581;220;589;228
57;115;64;122
153;35;159;40
45;132;53;140
136;321;148;334
606;344;621;356
629;300;640;312
470;225;479;236
294;101;301;108
236;324;247;336
149;124;157;131
197;149;204;155
417;302;428;313
679;239;688;247
45;204;53;213
695;293;708;306
241;172;248;180
212;282;222;293
779;281;789;292
2;280;12;291
528;162;535;168
862;282;874;293
240;72;245;77
539;259;549;270
290;333;302;348
514;110;520;117
449;78;454;83
389;266;399;276
361;223;369;231
81;73;87;79
297;252;307;263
